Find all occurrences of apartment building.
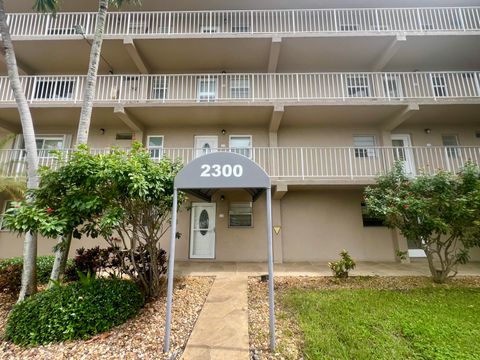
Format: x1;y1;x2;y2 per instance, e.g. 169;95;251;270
0;0;479;262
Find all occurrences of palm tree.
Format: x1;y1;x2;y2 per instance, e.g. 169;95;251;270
74;0;141;145
32;0;140;283
0;135;26;199
0;0;60;301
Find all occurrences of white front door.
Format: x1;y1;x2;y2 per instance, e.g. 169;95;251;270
190;203;216;259
391;134;416;176
194;136;218;158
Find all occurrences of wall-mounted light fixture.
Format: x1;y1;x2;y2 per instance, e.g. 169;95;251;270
100;128;106;135
221;129;227;135
424;128;432;134
220;195;226;201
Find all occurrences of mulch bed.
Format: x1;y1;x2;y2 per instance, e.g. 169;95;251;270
0;277;214;360
248;276;480;360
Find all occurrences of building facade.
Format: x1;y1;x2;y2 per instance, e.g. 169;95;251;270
0;0;479;262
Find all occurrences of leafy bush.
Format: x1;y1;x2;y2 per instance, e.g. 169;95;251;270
0;256;74;285
5;278;144;346
328;250;356;278
0;264;22;294
68;245;167;293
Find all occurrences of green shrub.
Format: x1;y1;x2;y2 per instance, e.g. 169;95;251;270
328;250;356;278
5;278;144;346
0;256;75;285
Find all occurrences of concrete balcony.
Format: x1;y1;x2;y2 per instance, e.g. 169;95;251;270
6;7;480;40
0;71;479;109
2;146;479;185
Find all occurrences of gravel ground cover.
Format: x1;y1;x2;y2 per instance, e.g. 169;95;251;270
0;277;214;360
248;276;480;360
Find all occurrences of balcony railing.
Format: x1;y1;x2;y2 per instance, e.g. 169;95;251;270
1;146;479;181
6;7;480;39
0;72;479;106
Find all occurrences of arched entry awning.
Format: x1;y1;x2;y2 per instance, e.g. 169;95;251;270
164;151;276;352
175;151;270;201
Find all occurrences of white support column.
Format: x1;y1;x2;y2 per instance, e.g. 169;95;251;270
269;104;285;133
113;105;145;144
267;37;282;73
381;103;419;132
123;36;151;74
371;35;407;71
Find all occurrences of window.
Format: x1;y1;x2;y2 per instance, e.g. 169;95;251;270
148;136;164;159
229;135;252;159
229;202;253;227
47;27;77;35
35;136;64;158
230;77;251;99
340;24;359;31
346;75;370;98
116;133;133;140
200;25;219;33
34;79;76;100
128;21;148;34
431;74;448;97
152;77;168;100
197;77;217;102
361;202;385;227
383;76;403;99
353;135;376;158
442;135;459;158
232;25;250;33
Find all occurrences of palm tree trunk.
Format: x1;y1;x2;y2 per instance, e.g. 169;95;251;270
0;0;40;301
52;0;110;281
48;232;72;287
76;0;108;145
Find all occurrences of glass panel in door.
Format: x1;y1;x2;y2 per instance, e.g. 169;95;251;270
194;136;218;158
190;203;216;259
391;135;415;175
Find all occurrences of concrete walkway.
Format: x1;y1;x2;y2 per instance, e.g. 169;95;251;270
176;260;480;277
182;274;250;360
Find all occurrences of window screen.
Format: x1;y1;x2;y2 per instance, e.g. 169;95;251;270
229;202;253;227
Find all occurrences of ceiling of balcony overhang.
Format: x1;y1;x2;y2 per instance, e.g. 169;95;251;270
2;35;479;76
5;0;479;12
1;104;478;133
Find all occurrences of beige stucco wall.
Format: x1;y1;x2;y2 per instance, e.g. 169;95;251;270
281;188;395;262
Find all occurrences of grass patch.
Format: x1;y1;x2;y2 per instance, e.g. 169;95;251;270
284;286;480;360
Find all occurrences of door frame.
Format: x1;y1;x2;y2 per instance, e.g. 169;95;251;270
391;134;416;176
189;202;216;259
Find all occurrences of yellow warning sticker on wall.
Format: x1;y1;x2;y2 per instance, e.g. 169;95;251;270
273;226;281;235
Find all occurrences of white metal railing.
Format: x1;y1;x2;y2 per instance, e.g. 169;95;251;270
6;7;480;38
0;72;479;105
1;146;479;180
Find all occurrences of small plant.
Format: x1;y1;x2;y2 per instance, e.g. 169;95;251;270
328;250;356;278
396;250;409;261
5;278;144;346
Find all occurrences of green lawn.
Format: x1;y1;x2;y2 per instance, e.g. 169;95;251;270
284;287;480;360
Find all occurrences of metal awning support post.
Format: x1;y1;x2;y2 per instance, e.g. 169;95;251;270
163;188;178;353
162;152;276;353
266;187;276;350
